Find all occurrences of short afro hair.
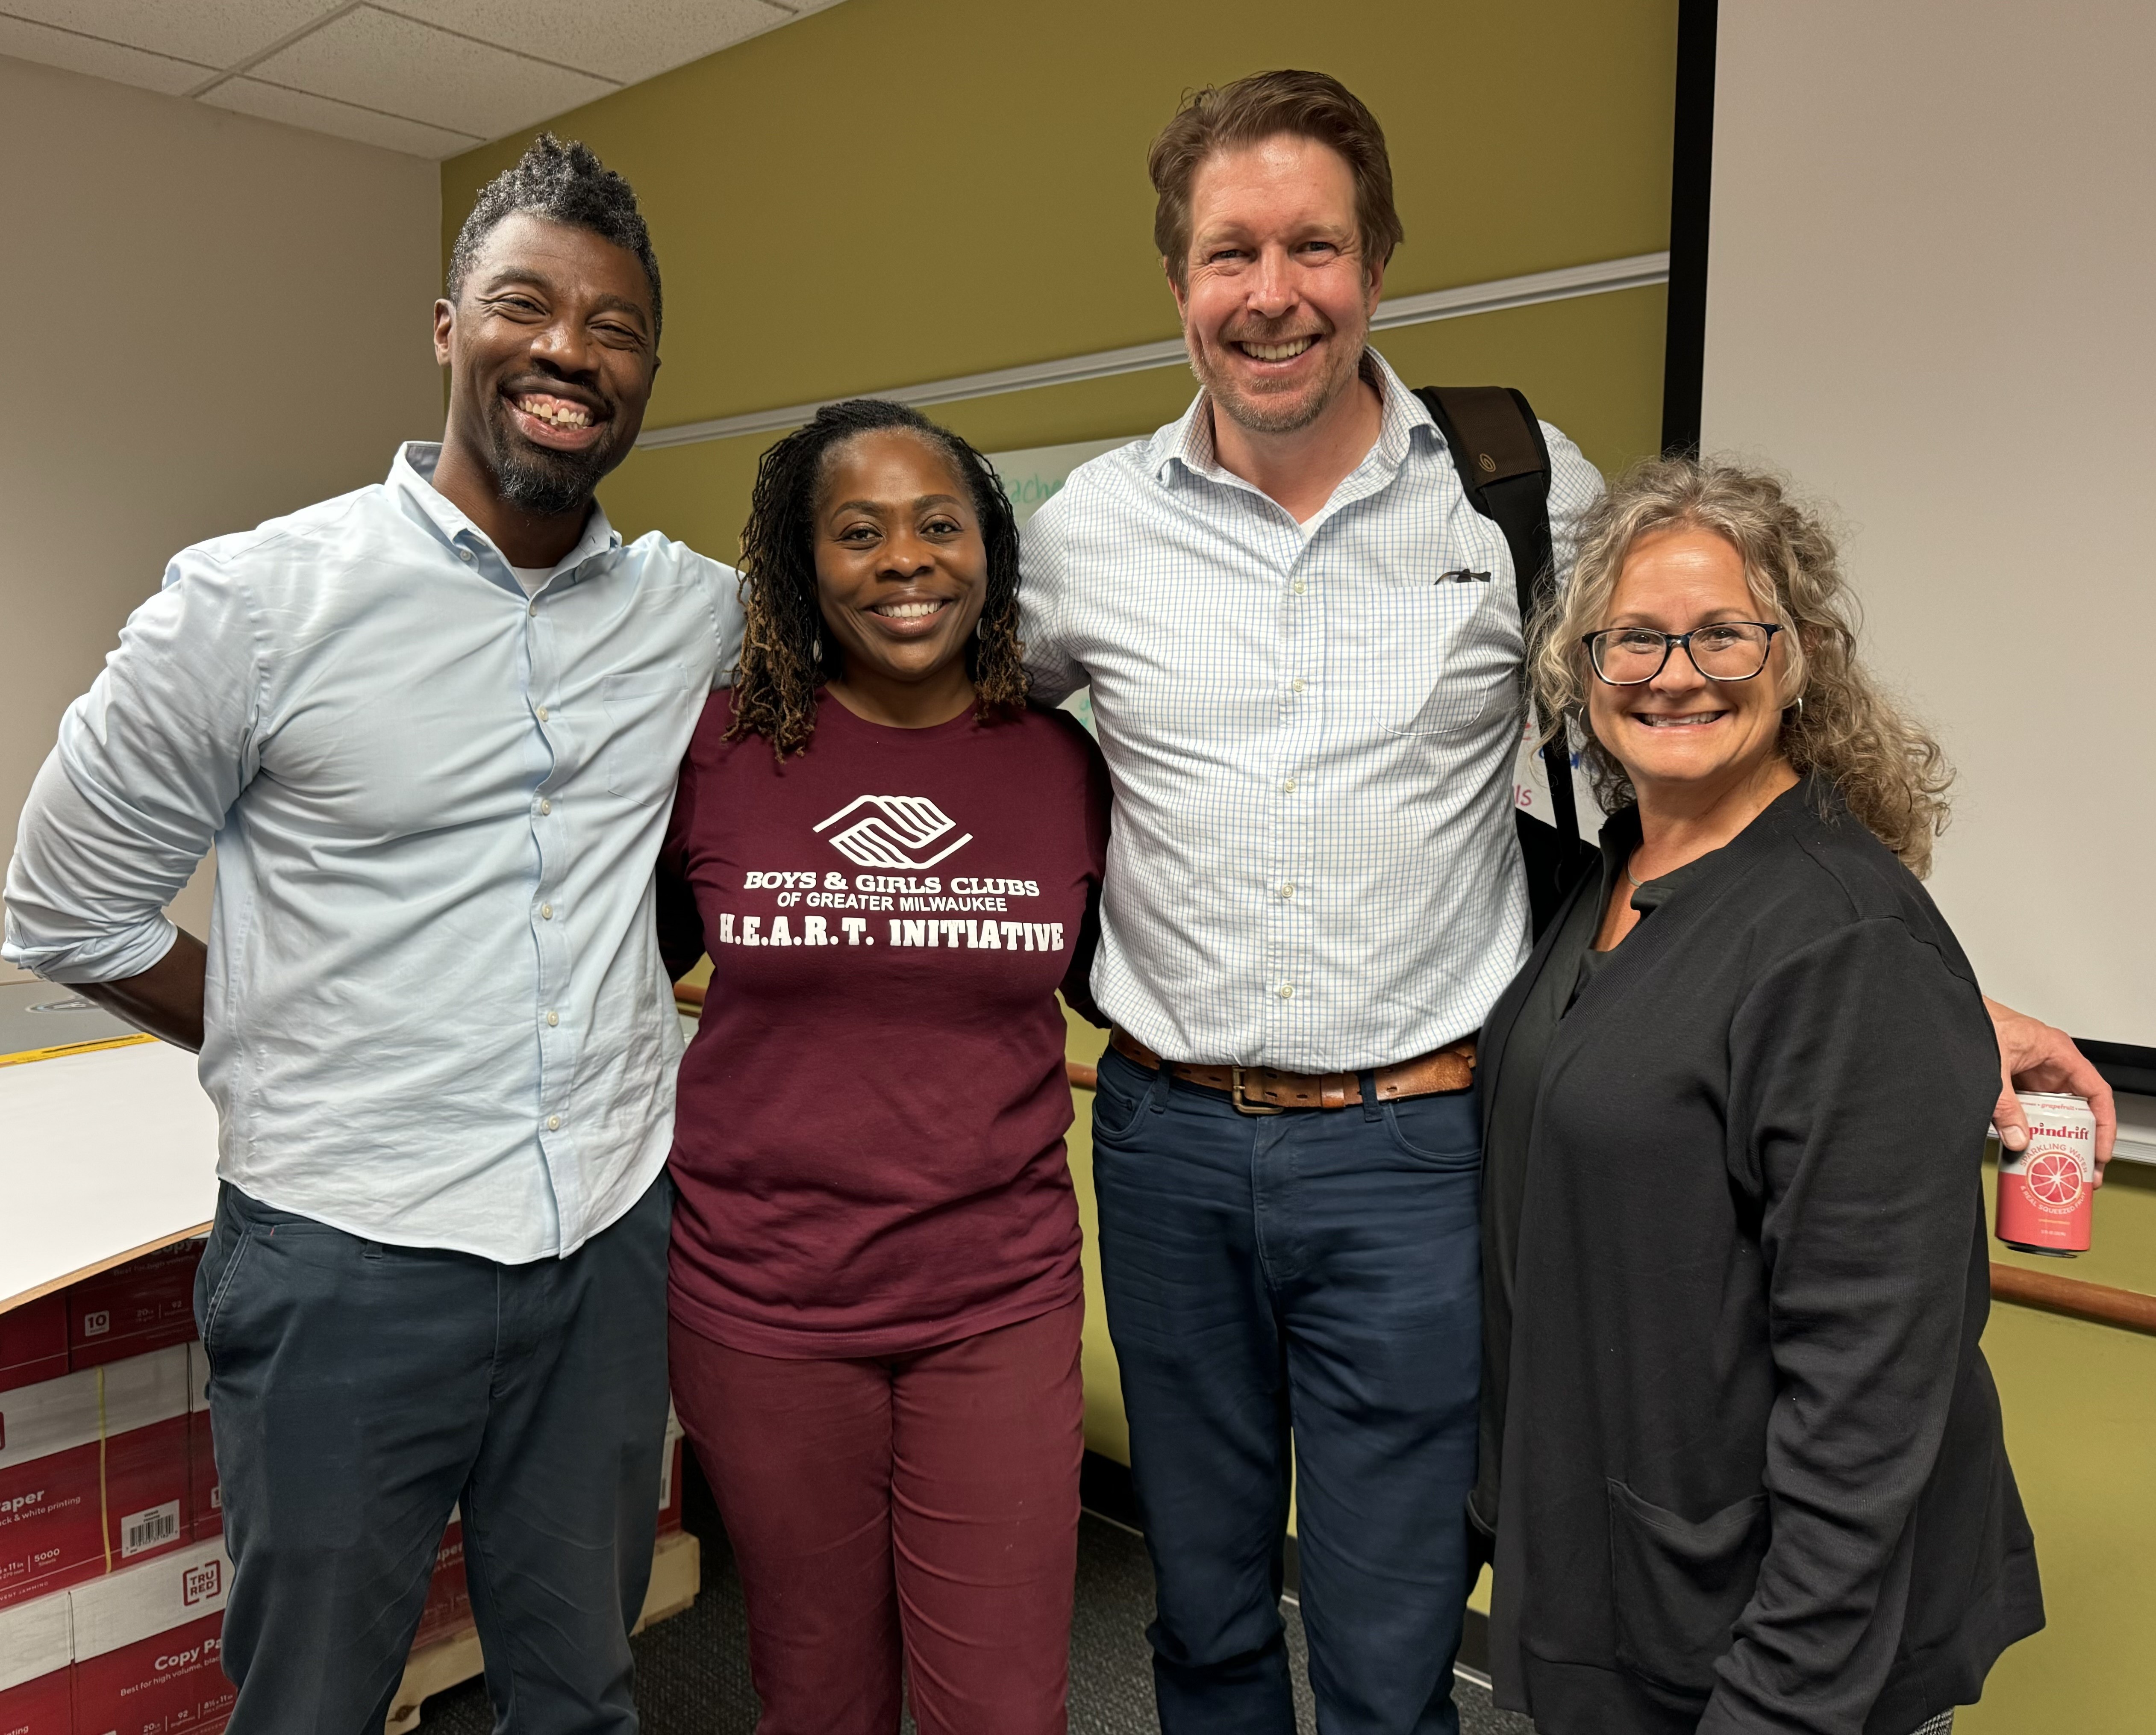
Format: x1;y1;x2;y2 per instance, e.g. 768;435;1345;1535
447;133;662;343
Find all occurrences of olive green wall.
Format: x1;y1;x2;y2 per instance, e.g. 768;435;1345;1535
440;0;1681;558
1963;1158;2156;1734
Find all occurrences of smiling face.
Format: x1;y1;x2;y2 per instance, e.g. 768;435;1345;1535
1173;134;1382;437
813;430;989;698
1586;527;1796;804
433;212;658;516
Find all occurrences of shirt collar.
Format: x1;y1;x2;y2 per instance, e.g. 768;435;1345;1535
388;441;623;578
1150;346;1438;490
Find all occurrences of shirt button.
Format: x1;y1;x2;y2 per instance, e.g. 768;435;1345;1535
458;548;473;563
547;1115;561;1131
528;601;539;616
1291;678;1306;693
1278;984;1295;999
1280;778;1297;794
538;798;552;816
536;705;550;722
546;1010;559;1027
1292;581;1306;595
540;903;553;919
1281;883;1297;898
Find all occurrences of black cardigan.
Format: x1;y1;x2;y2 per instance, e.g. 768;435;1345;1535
1476;780;2042;1735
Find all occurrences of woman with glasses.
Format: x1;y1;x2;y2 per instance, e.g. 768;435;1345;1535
1473;458;2041;1735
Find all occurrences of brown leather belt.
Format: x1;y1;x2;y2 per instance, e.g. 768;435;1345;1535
1109;1029;1477;1116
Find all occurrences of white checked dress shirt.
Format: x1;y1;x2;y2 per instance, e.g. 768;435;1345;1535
4;443;743;1260
1021;350;1603;1073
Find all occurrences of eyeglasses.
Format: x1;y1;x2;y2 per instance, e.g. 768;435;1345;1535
1582;622;1783;685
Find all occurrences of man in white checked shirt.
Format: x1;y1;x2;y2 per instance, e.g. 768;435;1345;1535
1019;72;1573;1735
1019;69;2103;1735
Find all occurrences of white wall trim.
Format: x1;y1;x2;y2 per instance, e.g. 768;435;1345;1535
635;250;1671;451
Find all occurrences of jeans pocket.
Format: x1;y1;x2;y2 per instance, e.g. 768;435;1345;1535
1606;1478;1770;1696
1090;1051;1153;1143
1381;1095;1481;1169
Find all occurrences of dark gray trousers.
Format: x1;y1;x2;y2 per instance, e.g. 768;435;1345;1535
193;1174;672;1735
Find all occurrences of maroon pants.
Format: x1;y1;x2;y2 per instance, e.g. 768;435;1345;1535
668;1298;1084;1735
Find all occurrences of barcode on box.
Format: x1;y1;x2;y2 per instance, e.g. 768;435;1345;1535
122;1499;181;1558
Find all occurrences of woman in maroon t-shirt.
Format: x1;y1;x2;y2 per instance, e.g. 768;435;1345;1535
656;399;1109;1735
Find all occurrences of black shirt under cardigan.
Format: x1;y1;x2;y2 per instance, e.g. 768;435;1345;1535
1474;779;2042;1735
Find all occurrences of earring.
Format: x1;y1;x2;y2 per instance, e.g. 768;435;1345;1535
811;636;823;662
976;619;987;642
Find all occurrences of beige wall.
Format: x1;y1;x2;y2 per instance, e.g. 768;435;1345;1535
0;54;443;986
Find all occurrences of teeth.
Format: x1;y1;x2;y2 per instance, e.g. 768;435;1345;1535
874;601;946;619
1637;713;1723;727
1241;337;1315;362
516;395;591;429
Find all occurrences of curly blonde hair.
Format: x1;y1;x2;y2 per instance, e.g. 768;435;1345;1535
1531;456;1953;875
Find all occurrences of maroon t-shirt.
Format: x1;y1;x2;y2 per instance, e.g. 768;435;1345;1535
658;689;1109;1358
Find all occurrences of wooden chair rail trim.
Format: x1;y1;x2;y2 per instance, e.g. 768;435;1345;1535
683;990;2156;1342
1989;1262;2156;1336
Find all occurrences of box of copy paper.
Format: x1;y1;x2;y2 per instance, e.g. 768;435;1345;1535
0;1349;190;1608
0;1588;72;1735
0;1301;68;1399
64;1245;202;1373
71;1541;231;1735
412;1515;470;1649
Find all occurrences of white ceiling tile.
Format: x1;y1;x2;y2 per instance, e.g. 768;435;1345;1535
202;72;483;156
0;1;340;70
386;0;793;86
0;13;213;94
245;6;615;139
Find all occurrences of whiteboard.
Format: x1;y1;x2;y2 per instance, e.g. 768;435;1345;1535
1700;0;2156;1047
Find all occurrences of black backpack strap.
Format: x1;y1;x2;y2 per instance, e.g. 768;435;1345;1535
1412;385;1580;848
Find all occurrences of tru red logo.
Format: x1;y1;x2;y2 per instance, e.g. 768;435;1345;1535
183;1560;222;1605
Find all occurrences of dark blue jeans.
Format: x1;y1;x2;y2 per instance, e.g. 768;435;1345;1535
193;1175;672;1735
1091;1048;1482;1735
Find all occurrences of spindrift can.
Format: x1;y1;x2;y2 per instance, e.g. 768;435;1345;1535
1996;1092;2097;1256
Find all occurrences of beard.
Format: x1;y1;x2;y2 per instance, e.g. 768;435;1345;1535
1188;311;1370;438
483;398;620;515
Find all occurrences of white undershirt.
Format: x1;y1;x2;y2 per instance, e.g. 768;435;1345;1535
510;566;553;597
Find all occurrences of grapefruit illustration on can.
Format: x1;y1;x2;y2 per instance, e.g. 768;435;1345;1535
1996;1091;2097;1256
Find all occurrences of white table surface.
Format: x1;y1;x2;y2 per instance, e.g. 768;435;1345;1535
1;1038;220;1309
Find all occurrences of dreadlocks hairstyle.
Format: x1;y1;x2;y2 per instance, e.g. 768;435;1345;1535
448;133;662;342
729;399;1029;760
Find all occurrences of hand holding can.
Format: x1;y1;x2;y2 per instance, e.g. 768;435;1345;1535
1996;1092;2097;1256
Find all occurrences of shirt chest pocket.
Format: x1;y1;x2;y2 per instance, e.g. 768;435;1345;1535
600;666;689;799
1376;580;1523;742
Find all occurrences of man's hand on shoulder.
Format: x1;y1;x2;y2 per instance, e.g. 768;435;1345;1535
1984;996;2116;1178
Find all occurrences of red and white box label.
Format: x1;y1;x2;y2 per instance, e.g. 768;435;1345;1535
71;1539;233;1735
65;1245;202;1373
412;1513;469;1650
0;1348;191;1608
0;1588;72;1735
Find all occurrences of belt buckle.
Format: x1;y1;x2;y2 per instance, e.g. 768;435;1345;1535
1230;1066;1283;1116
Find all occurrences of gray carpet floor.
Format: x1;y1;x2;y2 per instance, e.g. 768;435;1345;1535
417;1511;1534;1734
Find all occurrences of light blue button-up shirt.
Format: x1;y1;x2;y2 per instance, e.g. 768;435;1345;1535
3;444;743;1260
1021;350;1603;1072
